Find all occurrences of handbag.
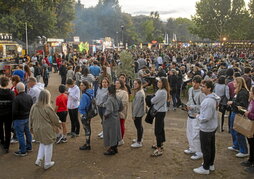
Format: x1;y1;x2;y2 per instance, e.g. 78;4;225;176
219;85;228;113
233;114;254;138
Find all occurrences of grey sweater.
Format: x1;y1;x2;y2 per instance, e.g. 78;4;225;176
151;89;167;112
132;89;146;117
198;93;220;132
214;83;230;99
186;87;205;117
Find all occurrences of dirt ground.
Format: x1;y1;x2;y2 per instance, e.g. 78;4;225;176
0;73;253;179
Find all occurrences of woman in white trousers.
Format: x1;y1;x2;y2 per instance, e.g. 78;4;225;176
30;89;61;169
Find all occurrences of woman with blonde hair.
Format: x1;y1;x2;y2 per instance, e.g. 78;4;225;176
29;90;61;169
227;77;249;158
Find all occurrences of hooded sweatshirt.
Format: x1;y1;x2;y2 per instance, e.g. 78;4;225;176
28;83;44;104
197;93;220;132
79;89;94;115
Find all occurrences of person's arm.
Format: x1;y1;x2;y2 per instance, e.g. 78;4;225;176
79;94;88;114
197;100;213;123
47;106;61;128
12;98;18;120
29;105;35;132
151;90;166;104
226;86;230;100
104;98;113;118
132;92;143;117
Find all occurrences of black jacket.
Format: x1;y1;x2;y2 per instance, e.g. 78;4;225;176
0;88;15;117
232;88;249;113
12;92;33;120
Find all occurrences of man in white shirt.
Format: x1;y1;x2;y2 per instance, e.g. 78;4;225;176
27;77;44;104
66;79;80;137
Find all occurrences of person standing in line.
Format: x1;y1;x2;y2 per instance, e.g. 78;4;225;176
241;87;254;173
74;66;82;86
193;80;220;175
67;66;74;80
227;77;249;158
184;75;205;160
150;77;170;157
12;82;33;156
66;79;80;138
115;79;129;146
214;76;230;132
55;85;68;144
89;61;101;97
103;84;122;155
34;62;42;83
79;81;94;150
59;62;67;85
131;79;146;148
29;90;61;170
96;78;109;139
0;77;15;153
27;77;44;104
42;63;49;88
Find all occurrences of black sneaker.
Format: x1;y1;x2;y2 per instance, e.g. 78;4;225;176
79;144;91;150
244;165;254;173
104;149;116;155
14;151;27;157
56;134;63;144
27;148;33;152
241;160;253;167
61;138;67;143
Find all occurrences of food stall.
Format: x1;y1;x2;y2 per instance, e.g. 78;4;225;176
0;33;23;75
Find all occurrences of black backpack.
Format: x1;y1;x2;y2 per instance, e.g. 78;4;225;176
85;92;98;119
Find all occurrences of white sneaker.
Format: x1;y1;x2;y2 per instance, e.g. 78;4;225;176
191;153;203;160
184;149;195;154
98;131;103;137
131;142;142;148
193;166;210;175
228;146;239;152
10;139;18;144
35;159;42;167
118;140;124;146
44;161;55;170
99;134;103;139
236;153;249;158
209;165;215;171
132;139;144;143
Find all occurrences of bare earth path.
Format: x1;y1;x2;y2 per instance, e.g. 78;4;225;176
0;73;252;179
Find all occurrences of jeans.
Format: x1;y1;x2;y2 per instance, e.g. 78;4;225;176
134;117;143;142
93;81;99;97
155;112;166;147
171;92;177;108
200;130;216;170
229;112;248;154
68;108;80;135
81;115;91;145
13;119;32;153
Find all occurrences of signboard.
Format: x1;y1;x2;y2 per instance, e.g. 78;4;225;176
47;38;64;42
0;33;13;40
73;36;80;42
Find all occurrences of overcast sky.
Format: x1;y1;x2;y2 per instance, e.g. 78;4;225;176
80;0;250;20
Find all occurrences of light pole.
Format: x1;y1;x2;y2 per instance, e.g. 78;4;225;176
116;31;118;47
25;22;28;55
121;25;124;46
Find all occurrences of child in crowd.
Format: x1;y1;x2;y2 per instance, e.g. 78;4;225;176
55;85;68;143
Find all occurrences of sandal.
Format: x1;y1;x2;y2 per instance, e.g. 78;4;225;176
151;149;163;157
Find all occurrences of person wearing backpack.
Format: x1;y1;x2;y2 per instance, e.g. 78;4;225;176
79;80;94;150
214;76;230;132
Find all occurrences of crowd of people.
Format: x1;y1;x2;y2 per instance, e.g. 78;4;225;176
0;46;254;175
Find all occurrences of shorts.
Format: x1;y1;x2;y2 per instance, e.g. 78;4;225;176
57;111;68;123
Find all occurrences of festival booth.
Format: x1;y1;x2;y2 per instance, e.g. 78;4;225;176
0;33;23;75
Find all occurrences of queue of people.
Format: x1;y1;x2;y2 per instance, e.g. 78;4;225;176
0;46;254;175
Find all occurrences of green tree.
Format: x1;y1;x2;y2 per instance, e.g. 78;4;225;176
192;0;251;40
